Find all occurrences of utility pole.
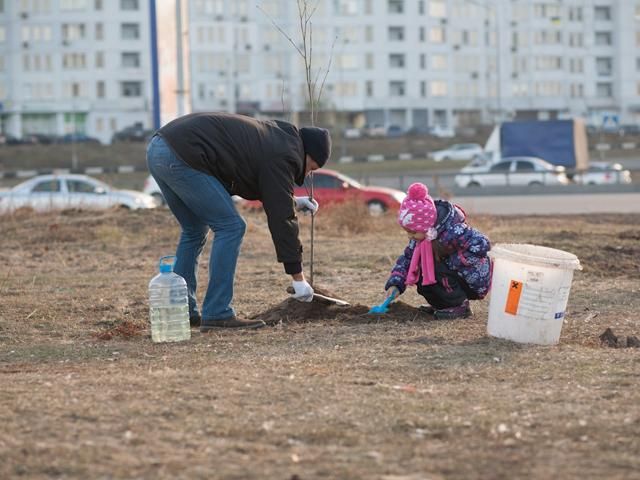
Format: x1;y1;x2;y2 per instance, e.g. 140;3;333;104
149;0;161;129
175;0;186;117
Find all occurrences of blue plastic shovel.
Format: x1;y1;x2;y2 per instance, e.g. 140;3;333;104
368;289;399;314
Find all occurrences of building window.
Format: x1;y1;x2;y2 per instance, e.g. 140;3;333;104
389;81;405;96
365;26;373;42
335;0;357;15
61;0;88;10
121;0;138;10
420;53;426;69
388;26;404;41
121;23;140;40
594;6;611;21
366;53;374;69
95;51;104;68
389;53;405;68
121;81;142;97
595;31;612;46
420;80;426;97
96;23;103;40
62;23;86;41
364;0;373;14
431;54;447;70
95;0;102;10
97;81;105;98
122;52;140;68
429;27;445;43
568;7;583;21
430;81;447;96
418;0;424;15
596;57;612;76
388;0;403;14
596;82;612;98
429;0;446;18
419;26;425;42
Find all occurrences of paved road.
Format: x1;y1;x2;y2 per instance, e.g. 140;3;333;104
450;193;640;215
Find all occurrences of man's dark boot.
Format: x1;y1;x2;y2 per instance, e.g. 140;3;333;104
200;315;266;332
189;313;201;328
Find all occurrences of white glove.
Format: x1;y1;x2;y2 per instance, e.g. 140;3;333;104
294;197;319;216
291;280;314;302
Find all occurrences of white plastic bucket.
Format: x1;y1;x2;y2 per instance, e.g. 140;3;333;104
487;244;582;345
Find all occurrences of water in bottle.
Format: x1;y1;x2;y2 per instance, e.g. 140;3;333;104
148;256;190;343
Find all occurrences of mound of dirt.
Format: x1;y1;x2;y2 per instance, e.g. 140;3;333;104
251;286;424;325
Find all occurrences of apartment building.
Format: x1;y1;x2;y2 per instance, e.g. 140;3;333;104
0;0;153;144
186;0;640;130
1;0;638;143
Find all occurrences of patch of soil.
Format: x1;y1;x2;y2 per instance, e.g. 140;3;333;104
252;292;425;326
95;320;145;340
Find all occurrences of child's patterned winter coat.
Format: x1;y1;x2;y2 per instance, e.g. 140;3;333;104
385;199;492;299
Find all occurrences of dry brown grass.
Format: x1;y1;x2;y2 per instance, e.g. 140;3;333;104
1;207;639;480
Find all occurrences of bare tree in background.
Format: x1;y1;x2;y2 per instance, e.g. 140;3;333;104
258;0;337;285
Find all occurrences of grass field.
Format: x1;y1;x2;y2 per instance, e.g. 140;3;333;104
1;205;639;479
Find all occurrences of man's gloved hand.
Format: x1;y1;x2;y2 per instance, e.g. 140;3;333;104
291;280;314;302
294;197;319;216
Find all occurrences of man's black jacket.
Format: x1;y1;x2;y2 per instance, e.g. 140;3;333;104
158;112;307;273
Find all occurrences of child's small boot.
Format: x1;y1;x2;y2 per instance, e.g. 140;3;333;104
433;299;472;320
418;304;435;314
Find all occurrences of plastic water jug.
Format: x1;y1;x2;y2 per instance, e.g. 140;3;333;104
148;256;190;343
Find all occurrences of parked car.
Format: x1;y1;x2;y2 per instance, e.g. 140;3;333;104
386;125;405;137
342;127;363;139
242;169;406;216
56;133;101;144
430;143;484;162
0;174;156;214
363;124;387;137
573;162;632;185
428;125;455;138
454;156;570;188
112;123;155;143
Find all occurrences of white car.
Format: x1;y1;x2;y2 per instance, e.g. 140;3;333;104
573;162;632;185
143;174;244;206
143;175;165;206
0;174;157;214
429;143;483;162
454;157;570;188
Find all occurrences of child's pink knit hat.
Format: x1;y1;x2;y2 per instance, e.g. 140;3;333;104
397;183;437;233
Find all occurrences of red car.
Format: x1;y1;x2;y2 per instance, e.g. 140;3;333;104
243;169;406;215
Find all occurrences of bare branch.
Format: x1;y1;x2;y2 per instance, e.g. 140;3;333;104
316;35;338;108
256;5;305;58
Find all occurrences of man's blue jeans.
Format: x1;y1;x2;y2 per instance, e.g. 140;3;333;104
146;135;246;321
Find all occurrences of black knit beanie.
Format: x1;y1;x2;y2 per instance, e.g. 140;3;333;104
299;127;331;167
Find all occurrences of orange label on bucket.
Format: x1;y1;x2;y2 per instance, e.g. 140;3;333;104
505;280;523;315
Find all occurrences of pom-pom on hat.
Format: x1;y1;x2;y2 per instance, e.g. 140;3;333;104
300;127;331;167
397;182;437;233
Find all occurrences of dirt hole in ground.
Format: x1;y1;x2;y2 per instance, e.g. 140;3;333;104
251;286;423;325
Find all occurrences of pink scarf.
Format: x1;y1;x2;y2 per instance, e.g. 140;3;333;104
406;239;436;286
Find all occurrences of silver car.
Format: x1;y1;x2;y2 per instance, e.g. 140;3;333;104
573;162;632;185
0;174;157;214
454;157;570;188
429;143;483;162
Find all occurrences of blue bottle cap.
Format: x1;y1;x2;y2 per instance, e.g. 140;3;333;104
158;255;176;273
